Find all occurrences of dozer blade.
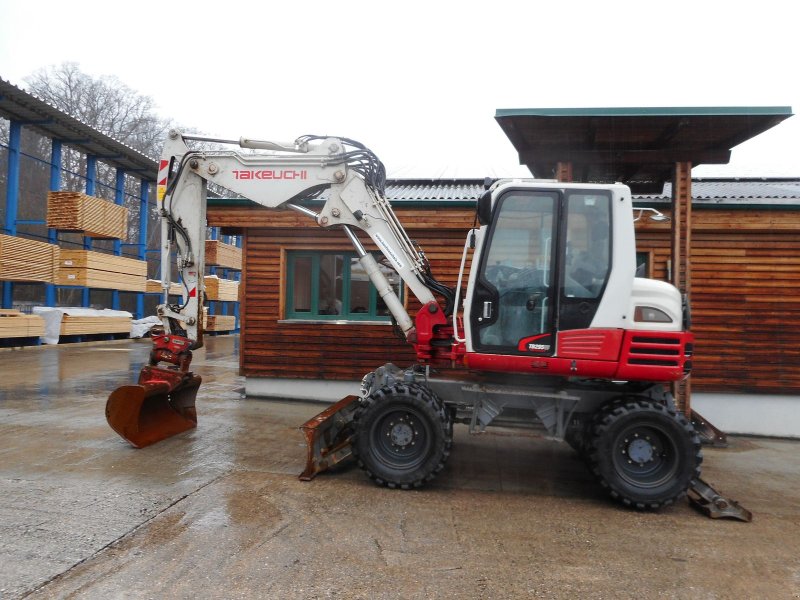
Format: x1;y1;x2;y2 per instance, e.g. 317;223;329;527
299;394;360;481
106;374;201;448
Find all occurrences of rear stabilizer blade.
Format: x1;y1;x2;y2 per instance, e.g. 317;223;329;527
688;477;753;522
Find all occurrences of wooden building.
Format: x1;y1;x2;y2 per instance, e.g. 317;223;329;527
208;177;800;438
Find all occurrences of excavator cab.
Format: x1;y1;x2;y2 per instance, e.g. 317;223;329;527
468;187;614;355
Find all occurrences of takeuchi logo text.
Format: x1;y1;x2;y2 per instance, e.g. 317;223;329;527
233;170;308;180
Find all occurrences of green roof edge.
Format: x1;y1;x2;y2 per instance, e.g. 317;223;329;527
495;106;794;118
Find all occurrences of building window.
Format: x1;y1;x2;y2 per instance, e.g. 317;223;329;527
286;251;402;321
636;251;652;278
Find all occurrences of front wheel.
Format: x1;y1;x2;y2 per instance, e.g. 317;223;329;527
588;398;702;510
352;383;452;489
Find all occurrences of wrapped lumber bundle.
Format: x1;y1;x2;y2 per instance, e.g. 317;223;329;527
206;314;236;331
56;250;147;292
204;275;239;301
205;240;242;270
0;309;45;338
0;234;59;283
46;191;128;239
145;279;182;295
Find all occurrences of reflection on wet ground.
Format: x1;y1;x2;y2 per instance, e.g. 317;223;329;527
2;335;800;599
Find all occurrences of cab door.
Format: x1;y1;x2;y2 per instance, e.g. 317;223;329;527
469;190;558;355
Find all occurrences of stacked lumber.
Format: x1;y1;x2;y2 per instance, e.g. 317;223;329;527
56;250;146;292
47;191;128;239
0;234;59;282
205;240;242;270
206;314;236;331
146;279;183;295
0;310;45;338
60;313;131;336
204;276;239;301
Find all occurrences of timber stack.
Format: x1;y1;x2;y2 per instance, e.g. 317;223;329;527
145;279;182;295
59;313;131;336
0;310;45;338
204;275;239;302
46;191;127;239
56;250;147;292
0;234;59;283
205;240;242;271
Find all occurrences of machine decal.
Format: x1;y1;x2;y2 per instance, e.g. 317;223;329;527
232;169;308;180
157;159;169;202
517;333;553;353
374;232;405;271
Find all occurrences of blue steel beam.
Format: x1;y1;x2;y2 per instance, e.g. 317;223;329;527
82;155;97;307
234;235;241;332
2;121;22;308
136;179;149;319
45;140;62;307
111;168;125;311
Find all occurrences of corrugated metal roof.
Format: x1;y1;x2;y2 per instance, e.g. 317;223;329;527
385;179;485;202
0;77;158;180
209;177;800;209
388;178;800;203
634;178;800;206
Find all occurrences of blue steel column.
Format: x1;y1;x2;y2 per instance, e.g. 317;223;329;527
234;235;241;332
136;179;149;319
45;140;62;307
208;227;217;316
82;155;97;307
2;121;22;308
111;169;124;311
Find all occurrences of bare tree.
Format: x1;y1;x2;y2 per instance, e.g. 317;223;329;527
25;62;172;157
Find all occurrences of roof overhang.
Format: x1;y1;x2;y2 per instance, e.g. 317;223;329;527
495;106;793;193
0;77;158;180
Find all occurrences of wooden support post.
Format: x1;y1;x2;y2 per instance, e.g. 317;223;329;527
555;161;573;183
671;161;692;415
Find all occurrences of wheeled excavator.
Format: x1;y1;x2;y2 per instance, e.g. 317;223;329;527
106;130;750;519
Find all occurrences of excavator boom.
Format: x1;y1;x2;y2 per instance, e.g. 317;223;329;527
107;131;444;448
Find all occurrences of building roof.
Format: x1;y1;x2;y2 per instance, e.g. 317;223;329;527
495;107;794;194
385;179;485;203
208;177;800;210
638;178;800;207
0;77;159;180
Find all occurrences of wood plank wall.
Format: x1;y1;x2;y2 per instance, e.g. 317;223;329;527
209;204;800;395
637;209;800;394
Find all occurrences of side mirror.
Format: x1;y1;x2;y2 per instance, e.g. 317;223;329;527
477;190;493;225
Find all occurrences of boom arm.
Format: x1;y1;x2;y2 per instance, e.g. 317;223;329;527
157;130;440;347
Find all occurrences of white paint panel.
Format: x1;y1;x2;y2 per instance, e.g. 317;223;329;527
693;393;800;438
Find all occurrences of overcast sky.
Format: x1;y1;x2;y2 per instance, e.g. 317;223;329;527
1;0;797;179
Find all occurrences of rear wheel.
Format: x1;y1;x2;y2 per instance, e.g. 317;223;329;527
353;383;452;489
588;398;701;510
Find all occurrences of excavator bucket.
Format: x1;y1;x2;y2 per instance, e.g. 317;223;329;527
106;371;201;448
299;395;360;481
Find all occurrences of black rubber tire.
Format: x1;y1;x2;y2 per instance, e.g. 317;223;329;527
587;398;702;510
352;383;452;490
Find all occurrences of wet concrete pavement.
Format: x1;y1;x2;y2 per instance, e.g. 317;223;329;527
1;336;800;599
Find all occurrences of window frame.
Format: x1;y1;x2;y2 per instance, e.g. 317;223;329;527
284;250;403;322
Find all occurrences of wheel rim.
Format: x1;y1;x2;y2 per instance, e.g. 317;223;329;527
370;407;432;471
611;423;680;489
